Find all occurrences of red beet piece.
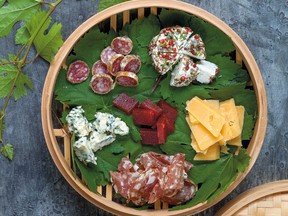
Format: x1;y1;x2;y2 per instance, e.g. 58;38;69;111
139;99;163;119
132;108;157;126
157;100;178;123
112;93;139;115
140;128;159;144
158;114;175;134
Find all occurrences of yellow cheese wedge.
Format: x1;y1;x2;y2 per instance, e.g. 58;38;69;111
189;100;220;124
228;106;245;146
219;99;241;143
186;97;225;137
186;117;223;151
190;133;207;154
194;144;220;161
220;145;230;154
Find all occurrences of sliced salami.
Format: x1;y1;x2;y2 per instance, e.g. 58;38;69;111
89;74;114;94
107;54;124;76
66;60;90;84
100;46;117;65
115;71;139;87
111;36;133;55
120;55;141;73
92;60;108;75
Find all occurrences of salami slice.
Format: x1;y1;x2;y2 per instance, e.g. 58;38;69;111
66;60;90;84
89;74;114;94
115;71;139;87
107;54;124;76
111;36;133;55
100;46;117;64
92;60;108;75
120;55;141;73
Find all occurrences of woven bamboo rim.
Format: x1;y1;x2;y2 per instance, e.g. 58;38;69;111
216;180;288;216
41;0;267;215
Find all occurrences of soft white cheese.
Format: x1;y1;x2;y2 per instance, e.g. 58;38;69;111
73;137;97;165
196;60;218;84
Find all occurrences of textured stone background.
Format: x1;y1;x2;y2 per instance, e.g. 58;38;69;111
0;0;287;215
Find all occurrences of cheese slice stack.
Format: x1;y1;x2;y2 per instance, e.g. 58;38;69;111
185;96;245;161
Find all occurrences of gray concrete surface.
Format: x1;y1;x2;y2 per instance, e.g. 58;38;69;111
0;0;287;215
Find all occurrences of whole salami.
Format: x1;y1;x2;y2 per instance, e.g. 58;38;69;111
111;36;133;55
89;74;114;94
107;54;124;76
120;55;141;73
115;71;139;87
92;60;109;75
100;46;117;65
66;60;90;84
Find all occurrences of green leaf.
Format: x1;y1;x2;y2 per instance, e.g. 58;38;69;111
97;0;128;12
18;10;63;63
0;0;5;7
0;58;33;100
15;24;30;45
172;149;250;210
71;135;77;176
0;0;40;38
0;143;14;160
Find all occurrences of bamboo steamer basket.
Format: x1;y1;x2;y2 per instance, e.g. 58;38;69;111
41;0;268;215
216;180;288;216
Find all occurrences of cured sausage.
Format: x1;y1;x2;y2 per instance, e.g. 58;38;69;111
110;152;196;206
66;60;90;84
92;60;109;75
115;71;139;87
89;74;114;94
120;55;141;73
111;36;133;55
100;46;117;65
107;54;124;76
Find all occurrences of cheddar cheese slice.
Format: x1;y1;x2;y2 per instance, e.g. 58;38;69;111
219;99;241;144
228;106;245;146
189;100;220;124
194;144;220;161
186;97;225;137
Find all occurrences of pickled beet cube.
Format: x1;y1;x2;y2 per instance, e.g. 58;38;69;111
157;100;178;123
140;128;159;144
112;93;139;115
132;108;157;126
139;99;163;119
157;114;175;134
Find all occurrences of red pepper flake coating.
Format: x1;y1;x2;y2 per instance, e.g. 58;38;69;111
66;60;90;84
110;152;196;206
112;93;139;115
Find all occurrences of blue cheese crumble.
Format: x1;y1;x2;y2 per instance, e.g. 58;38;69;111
66;107;129;165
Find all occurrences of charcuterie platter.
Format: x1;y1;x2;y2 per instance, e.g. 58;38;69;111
41;1;267;215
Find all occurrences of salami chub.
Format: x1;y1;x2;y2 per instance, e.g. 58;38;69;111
107;54;124;76
115;71;139;87
66;60;90;84
89;74;114;94
92;60;109;75
111;36;133;55
120;55;141;73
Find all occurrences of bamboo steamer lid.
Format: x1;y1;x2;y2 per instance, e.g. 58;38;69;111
41;0;268;215
216;180;288;216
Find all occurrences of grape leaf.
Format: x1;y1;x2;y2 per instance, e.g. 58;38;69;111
0;143;14;160
172;149;250;210
0;0;40;38
97;0;128;12
16;10;63;63
0;57;33;100
0;0;5;7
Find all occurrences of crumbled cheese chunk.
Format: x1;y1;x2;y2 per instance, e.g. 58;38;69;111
196;60;218;84
66;106;92;137
73;137;97;165
89;131;116;152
